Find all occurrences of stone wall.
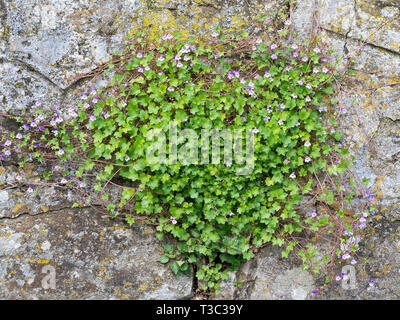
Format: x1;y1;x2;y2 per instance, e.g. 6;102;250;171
0;0;399;299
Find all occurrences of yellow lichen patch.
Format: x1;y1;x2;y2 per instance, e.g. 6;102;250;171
36;259;50;264
139;283;147;291
13;203;27;214
40;206;49;212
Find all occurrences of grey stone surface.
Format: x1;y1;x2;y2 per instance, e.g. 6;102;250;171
0;0;400;300
0;208;193;299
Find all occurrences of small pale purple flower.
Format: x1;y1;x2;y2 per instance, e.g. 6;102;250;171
304;140;311;147
57;149;64;156
289;172;296;179
305;156;311;163
89;114;96;121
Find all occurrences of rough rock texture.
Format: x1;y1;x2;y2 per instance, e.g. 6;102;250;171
1;0;400;299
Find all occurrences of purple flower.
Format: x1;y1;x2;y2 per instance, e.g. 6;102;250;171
225;161;232;167
271;53;278;60
289;172;296;179
57;149;64;156
16;133;23;139
137;52;143;58
4;140;11;146
228;211;234;216
55;116;64;123
313;67;319;73
318;105;327;112
81;94;88;100
271;42;278;50
278;119;284;125
69;109;78;118
313;46;321;54
170;216;177;224
89;114;96;121
252;127;259;134
304;140;311;147
138;66;144;73
4;149;11;156
305;156;311;163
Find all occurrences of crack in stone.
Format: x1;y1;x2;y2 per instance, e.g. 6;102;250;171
0;56;64;92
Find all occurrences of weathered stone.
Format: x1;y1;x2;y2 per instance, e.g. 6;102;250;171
1;0;400;301
0;208;193;299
